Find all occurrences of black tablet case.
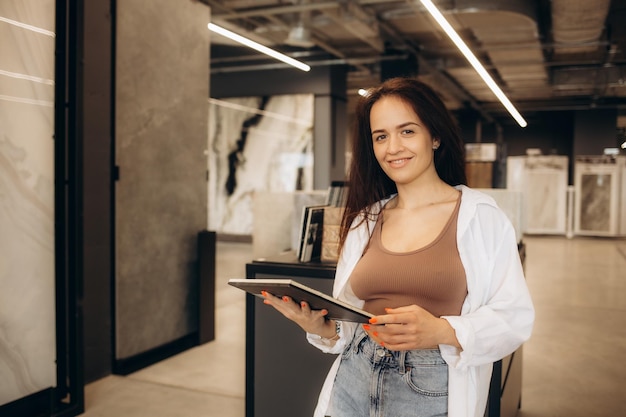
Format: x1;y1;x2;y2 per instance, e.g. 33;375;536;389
228;278;373;323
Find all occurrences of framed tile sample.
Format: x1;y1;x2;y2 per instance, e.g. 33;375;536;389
574;156;625;237
507;155;568;235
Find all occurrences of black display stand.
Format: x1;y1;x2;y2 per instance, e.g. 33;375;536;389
245;245;525;417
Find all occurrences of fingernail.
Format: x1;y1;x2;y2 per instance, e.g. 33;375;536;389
369;317;377;324
300;301;307;308
261;291;267;297
263;299;270;305
373;331;379;337
282;296;289;302
384;308;391;313
362;324;370;331
380;342;385;347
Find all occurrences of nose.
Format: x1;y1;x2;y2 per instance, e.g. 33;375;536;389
386;133;404;154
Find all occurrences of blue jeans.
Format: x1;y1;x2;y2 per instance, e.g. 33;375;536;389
328;328;448;417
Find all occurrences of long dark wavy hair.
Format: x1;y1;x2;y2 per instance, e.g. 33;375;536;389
339;77;467;249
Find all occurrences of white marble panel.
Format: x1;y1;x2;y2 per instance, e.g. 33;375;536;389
618;156;626;236
252;192;294;260
252;190;327;260
524;157;568;234
0;0;56;406
208;95;314;235
476;188;523;243
505;156;526;192
507;155;569;235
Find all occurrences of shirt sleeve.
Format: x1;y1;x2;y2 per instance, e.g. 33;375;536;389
439;205;535;369
307;321;357;354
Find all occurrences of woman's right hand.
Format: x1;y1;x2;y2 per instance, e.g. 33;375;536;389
261;291;337;339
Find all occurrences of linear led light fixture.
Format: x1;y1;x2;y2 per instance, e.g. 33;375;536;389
420;0;527;127
208;23;311;72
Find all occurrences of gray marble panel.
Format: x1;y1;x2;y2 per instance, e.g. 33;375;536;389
574;157;624;236
115;0;209;359
579;173;612;232
208;95;314;235
0;0;56;406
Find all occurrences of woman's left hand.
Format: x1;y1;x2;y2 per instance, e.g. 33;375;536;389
362;304;460;351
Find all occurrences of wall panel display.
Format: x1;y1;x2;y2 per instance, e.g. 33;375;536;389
574;156;626;237
0;0;57;406
115;0;209;362
208;95;314;235
507;155;569;235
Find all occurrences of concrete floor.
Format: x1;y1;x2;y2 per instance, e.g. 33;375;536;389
80;236;626;417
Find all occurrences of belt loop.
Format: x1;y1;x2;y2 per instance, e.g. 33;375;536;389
398;350;407;373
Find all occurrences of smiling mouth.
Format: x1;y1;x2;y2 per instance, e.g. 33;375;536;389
388;158;411;165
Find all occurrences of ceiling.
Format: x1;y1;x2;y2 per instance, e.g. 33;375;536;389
203;0;626;127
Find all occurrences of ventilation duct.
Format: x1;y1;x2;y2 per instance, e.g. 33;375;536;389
551;0;611;54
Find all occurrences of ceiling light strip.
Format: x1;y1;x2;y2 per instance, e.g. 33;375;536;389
420;0;527;127
208;23;310;72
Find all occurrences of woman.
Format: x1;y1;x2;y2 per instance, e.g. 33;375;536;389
262;77;534;417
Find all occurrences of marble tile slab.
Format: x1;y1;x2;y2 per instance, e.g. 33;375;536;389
506;155;569;235
114;0;209;360
252;190;327;260
0;0;56;406
574;157;624;236
476;188;523;242
208;94;315;236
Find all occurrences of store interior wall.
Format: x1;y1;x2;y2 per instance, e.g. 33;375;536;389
573;108;619;157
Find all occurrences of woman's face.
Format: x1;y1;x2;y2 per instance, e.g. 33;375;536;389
370;95;439;186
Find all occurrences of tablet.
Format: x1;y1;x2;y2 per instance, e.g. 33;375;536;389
228;278;373;323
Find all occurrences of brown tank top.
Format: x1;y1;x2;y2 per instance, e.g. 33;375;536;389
350;195;467;317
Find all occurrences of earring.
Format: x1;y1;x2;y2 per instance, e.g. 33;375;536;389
433;144;439;150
